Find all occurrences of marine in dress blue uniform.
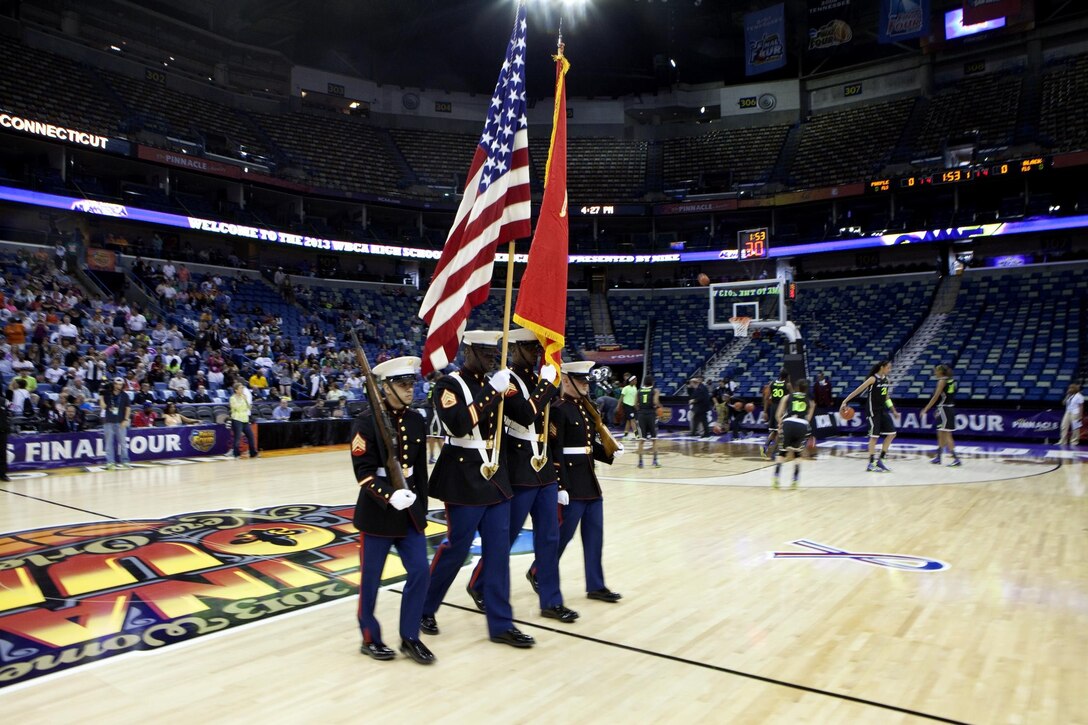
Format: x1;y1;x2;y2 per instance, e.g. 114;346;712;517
466;328;577;623
532;361;624;603
420;330;535;648
351;356;434;664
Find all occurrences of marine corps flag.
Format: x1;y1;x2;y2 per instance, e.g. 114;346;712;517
512;44;570;381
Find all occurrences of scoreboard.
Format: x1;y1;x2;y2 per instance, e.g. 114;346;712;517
867;157;1050;193
737;227;770;260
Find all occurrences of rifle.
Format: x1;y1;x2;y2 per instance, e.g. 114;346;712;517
577;390;622;459
349;327;409;492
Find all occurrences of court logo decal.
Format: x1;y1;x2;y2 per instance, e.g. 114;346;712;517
188;429;217;453
0;504;447;688
772;539;948;572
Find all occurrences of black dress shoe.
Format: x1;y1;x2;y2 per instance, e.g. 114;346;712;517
525;568;539;594
399;638;435;665
541;605;579;623
466;585;486;612
587;588;623;603
0;475;10;482
490;627;535;648
419;614;440;635
359;641;395;660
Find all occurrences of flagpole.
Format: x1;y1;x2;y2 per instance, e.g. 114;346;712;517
482;240;517;478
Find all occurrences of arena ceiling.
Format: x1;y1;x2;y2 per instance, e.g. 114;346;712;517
137;0;770;98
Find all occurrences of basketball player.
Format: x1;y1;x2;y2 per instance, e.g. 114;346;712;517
350;356;434;664
1059;383;1083;446
921;364;961;466
773;378;815;489
636;375;662;468
620;374;638;439
840;360;897;472
761;369;791;458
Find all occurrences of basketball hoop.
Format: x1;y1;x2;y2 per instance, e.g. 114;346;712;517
729;316;751;337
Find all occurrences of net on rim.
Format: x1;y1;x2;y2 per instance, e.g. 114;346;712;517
729;316;751;337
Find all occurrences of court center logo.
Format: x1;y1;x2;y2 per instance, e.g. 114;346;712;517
772;539;949;571
0;504;447;688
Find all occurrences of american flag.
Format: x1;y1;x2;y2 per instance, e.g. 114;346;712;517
418;2;531;375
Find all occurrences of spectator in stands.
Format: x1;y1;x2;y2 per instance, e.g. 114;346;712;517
181;347;201;379
169;370;191;397
8;378;31;416
127;306;147;335
272;397;292;420
132;403;158;428
326;381;348;403
12;370;37;394
132;382;156;406
43;358;66;385
305;398;327;419
248;368;270;397
4;317;25;349
62;375;92;403
191;384;213;403
162;260;176;282
99;377;131;470
83;352;106;393
1060;383;1084;446
147;356;166;384
57;315;78;344
229;382;258;459
162;401;198;427
57;404;84;432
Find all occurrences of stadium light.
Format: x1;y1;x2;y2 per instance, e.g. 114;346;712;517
669;58;677;68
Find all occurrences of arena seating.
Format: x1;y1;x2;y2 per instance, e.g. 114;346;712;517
663;125;790;192
1041;54;1088;152
895;264;1084;402
250;110;400;195
912;73;1023;153
387;128;478;188
0;41;123;138
528;136;648;202
99;69;271;160
790;98;916;188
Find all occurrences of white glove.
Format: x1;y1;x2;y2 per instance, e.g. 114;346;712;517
557;490;570;506
613;444;625;458
489;368;512;393
540;364;557;384
389;489;417;511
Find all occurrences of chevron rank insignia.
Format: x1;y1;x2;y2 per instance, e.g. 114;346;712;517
440;390;457;409
351;433;367;456
504;383;518;398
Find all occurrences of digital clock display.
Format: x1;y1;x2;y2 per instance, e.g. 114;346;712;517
737;228;769;260
578;205;615;215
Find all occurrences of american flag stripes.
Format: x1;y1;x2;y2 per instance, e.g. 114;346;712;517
418;2;531;375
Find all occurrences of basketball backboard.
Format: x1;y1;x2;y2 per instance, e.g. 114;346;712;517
708;279;786;331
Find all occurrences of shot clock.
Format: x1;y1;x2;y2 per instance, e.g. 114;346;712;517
737;227;770;260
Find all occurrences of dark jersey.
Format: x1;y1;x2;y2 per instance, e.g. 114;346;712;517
938;377;956;407
785;392;811;419
867;374;891;415
636;386;656;411
770;380;788;406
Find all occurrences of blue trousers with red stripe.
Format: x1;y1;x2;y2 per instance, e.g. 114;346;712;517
553;497;607;593
471;483;563;609
357;527;428;644
423;500;513;637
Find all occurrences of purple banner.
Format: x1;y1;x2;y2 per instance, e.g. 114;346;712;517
660;403;1063;440
8;424;231;471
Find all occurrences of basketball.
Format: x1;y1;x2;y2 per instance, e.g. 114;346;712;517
697;273;710;286
745;402;755;413
840;406;856;420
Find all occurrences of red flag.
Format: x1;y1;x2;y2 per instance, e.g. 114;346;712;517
513;48;570;380
417;4;531;375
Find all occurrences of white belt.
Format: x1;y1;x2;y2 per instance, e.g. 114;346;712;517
447;438;489;450
377;466;414;478
562;446;592;455
507;428;541;442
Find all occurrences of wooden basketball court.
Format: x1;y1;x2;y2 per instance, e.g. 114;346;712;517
0;438;1083;724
